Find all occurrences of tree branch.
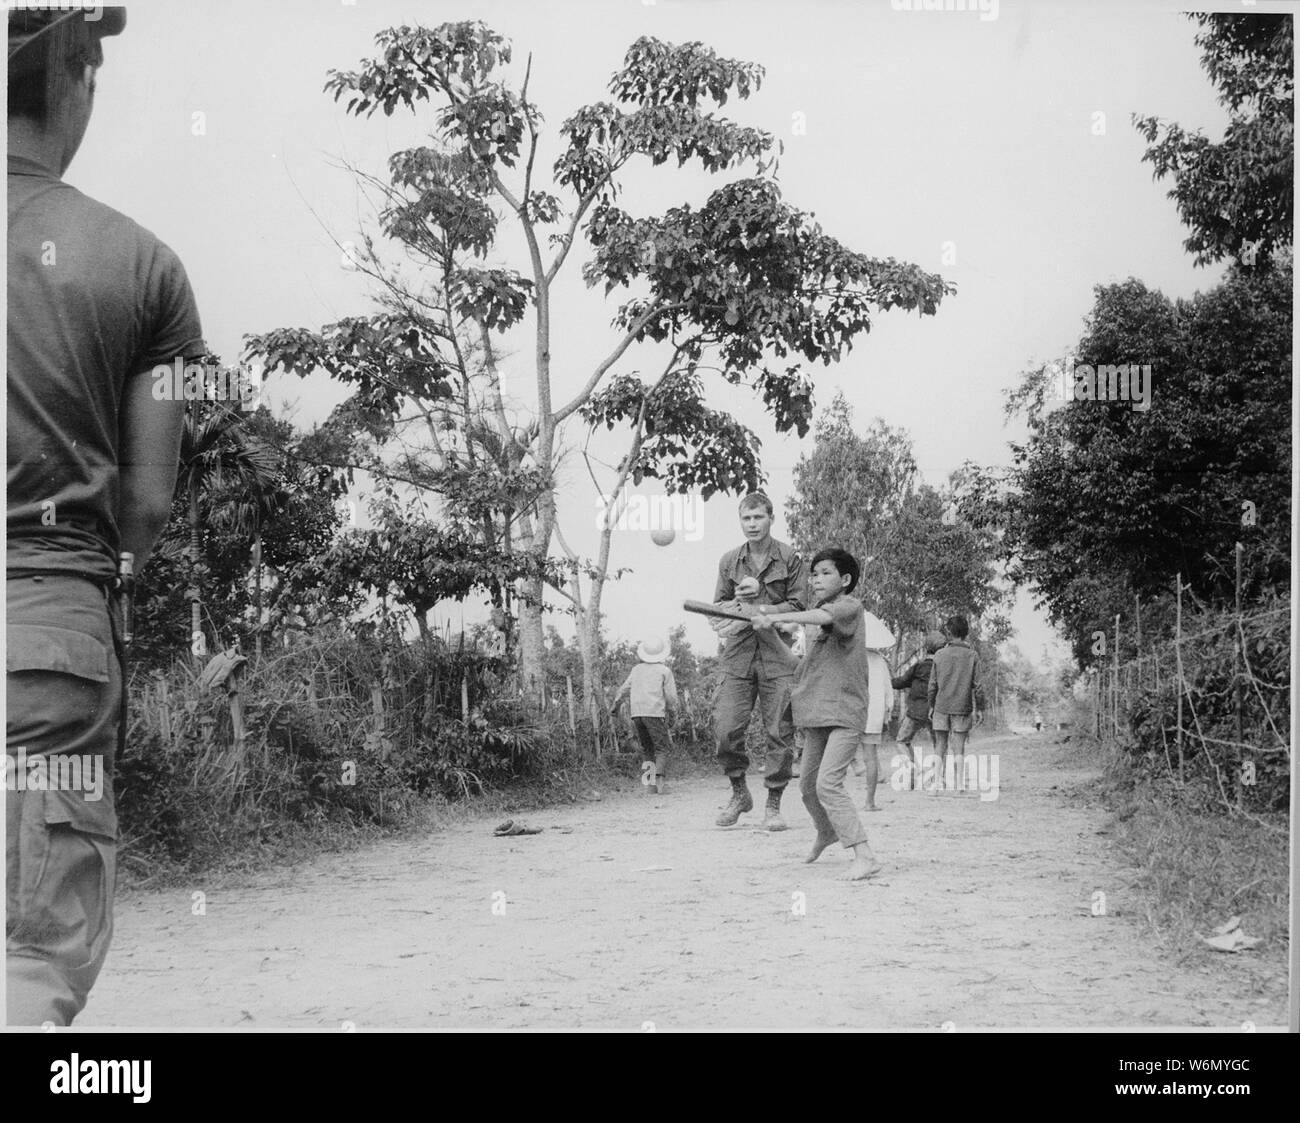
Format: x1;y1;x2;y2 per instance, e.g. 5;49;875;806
553;303;689;424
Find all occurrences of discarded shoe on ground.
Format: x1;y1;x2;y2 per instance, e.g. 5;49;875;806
493;819;543;837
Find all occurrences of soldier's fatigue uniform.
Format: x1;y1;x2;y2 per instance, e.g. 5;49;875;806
6;150;203;1024
712;539;806;788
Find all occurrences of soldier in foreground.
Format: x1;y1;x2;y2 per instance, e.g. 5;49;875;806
7;7;205;1024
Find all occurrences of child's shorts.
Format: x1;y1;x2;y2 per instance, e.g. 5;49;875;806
932;712;973;733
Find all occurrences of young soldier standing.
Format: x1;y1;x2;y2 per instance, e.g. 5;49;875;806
7;7;204;1024
711;493;806;830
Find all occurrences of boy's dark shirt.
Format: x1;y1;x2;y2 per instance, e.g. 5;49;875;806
892;657;934;722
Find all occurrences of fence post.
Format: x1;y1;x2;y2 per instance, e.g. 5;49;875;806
1175;573;1184;784
1234;541;1244;809
566;675;576;736
1093;669;1101;738
1113;613;1120;742
461;676;469;724
371;681;386;754
226;663;247;776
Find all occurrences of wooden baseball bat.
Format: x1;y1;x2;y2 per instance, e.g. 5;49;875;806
683;598;751;622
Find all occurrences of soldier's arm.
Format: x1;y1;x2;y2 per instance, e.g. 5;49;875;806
118;371;186;571
713;553;735;604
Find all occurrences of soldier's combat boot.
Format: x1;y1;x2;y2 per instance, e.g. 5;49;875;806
762;787;788;832
715;775;753;827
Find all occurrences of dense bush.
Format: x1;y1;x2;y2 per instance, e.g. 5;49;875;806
1115;597;1289;814
115;626;561;874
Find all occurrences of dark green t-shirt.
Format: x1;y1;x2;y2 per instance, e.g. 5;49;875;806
790;594;870;730
7;153;204;578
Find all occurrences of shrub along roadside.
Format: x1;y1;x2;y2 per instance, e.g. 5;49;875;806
114;627;717;884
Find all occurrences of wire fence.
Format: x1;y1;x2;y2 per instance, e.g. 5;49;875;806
1084;568;1289;825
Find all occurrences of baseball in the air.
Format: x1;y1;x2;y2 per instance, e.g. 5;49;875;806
650;527;676;547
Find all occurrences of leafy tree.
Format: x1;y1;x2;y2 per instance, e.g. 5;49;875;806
973;261;1291;665
250;22;955;732
787;393;1008;656
132;407;345;667
1134;13;1293;266
307;488;554;643
173;368;285;661
968;13;1294;668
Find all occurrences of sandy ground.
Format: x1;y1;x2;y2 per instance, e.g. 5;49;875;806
81;731;1286;1029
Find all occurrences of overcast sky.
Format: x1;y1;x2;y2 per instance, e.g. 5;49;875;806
60;0;1256;665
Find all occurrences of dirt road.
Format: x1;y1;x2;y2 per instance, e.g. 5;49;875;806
82;732;1283;1029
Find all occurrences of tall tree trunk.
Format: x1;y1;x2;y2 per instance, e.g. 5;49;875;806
416;610;436;734
513;503;546;701
517;598;545;699
517;524;556;701
579;489;625;754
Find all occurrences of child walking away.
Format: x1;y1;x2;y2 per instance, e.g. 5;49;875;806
612;637;679;794
891;631;946;790
752;549;880;881
927;616;983;793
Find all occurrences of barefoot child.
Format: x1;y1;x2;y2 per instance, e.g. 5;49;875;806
752;548;880;881
612;636;679;794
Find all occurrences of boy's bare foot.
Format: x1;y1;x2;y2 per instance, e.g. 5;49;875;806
804;833;837;863
864;803;881;812
846;858;882;881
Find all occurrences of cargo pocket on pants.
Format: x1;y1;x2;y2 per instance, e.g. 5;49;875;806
7;789;115;1005
6;621;118;839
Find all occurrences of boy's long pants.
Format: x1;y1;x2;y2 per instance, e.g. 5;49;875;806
632;716;671;777
6;573;120;1026
799;726;867;847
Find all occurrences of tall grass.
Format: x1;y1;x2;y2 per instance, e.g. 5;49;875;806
117;627;560;880
1068;687;1288;980
116;626;724;881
